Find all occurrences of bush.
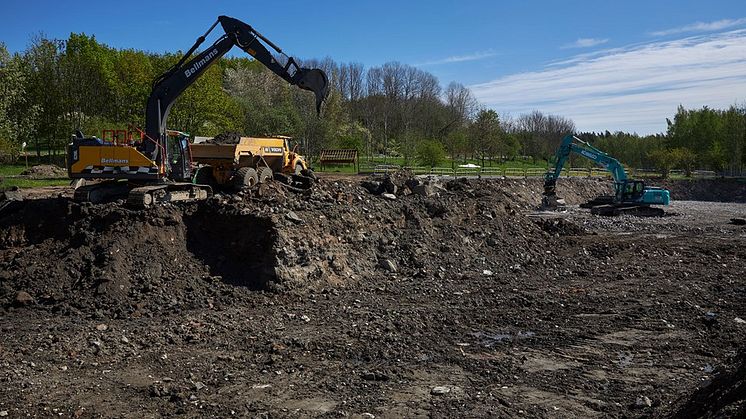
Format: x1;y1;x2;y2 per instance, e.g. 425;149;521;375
0;137;20;164
670;147;697;177
416;139;446;167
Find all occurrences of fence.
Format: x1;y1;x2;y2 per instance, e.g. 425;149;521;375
360;164;741;179
363;164;614;179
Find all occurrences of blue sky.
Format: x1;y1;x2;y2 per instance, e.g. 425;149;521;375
2;0;746;134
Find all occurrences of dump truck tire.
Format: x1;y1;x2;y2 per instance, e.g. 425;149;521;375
233;167;258;190
258;167;273;183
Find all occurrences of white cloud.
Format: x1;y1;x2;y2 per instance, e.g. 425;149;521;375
651;17;746;36
561;38;609;49
418;51;497;66
468;30;746;134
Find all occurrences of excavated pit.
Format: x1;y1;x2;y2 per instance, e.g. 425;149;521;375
184;210;277;290
0;199;287;315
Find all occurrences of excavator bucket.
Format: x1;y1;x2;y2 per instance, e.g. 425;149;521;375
541;193;566;210
296;68;329;114
540;180;565;210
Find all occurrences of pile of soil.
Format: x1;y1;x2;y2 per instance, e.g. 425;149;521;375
1;175;599;316
0;175;744;417
19;164;67;178
206;131;243;145
668;351;746;418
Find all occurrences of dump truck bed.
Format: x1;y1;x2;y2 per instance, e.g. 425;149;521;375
191;137;289;162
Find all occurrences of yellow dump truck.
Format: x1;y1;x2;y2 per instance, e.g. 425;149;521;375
191;134;311;190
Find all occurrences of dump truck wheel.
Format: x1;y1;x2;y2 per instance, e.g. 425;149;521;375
233;167;258;190
301;168;317;180
258;167;273;183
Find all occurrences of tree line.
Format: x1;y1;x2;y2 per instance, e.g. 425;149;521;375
574;105;746;176
0;33;744;175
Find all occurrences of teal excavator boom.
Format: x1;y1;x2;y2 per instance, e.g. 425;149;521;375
543;135;670;216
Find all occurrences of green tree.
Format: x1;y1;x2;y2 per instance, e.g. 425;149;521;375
648;149;676;178
59;33;114;132
444;128;468;165
335;121;371;153
469;109;501;166
0;42;39;162
670;147;697;177
24;36;64;156
416;139;446;167
721;105;746;175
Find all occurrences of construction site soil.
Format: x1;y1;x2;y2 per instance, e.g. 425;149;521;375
0;176;744;418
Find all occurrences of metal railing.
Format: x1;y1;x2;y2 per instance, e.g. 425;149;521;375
359;163;737;179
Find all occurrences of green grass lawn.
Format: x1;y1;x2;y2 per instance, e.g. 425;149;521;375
315;156;549;173
0;178;71;189
0;165;26;176
0;163;69;189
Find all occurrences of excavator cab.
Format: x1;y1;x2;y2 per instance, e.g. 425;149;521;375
165;130;193;182
618;180;646;201
617;180;670;206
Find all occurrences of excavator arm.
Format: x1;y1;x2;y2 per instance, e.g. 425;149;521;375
543;135;627;196
143;15;329;166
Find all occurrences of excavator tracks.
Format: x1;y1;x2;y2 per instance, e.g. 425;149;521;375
590;204;665;217
73;181;212;207
73;181;131;204
127;183;212;208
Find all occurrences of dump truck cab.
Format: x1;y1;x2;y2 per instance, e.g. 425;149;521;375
271;135;307;174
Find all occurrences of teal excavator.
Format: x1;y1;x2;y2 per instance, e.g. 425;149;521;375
542;135;670;216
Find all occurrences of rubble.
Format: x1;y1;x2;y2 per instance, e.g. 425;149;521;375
0;174;743;417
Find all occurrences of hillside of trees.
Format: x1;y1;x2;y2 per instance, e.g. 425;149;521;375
1;34;744;175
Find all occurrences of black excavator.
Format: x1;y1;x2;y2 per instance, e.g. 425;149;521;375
68;15;329;206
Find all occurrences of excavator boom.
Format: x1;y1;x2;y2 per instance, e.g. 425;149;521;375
68;15;329;207
144;15;329;168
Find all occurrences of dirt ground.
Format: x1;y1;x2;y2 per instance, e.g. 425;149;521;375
0;175;744;418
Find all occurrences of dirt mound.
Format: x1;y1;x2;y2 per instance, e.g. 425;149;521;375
0;176;745;417
19;164;67;178
207;131;243;144
0;200;272;317
0;176;598;316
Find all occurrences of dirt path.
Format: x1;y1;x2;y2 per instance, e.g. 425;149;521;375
0;177;744;417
